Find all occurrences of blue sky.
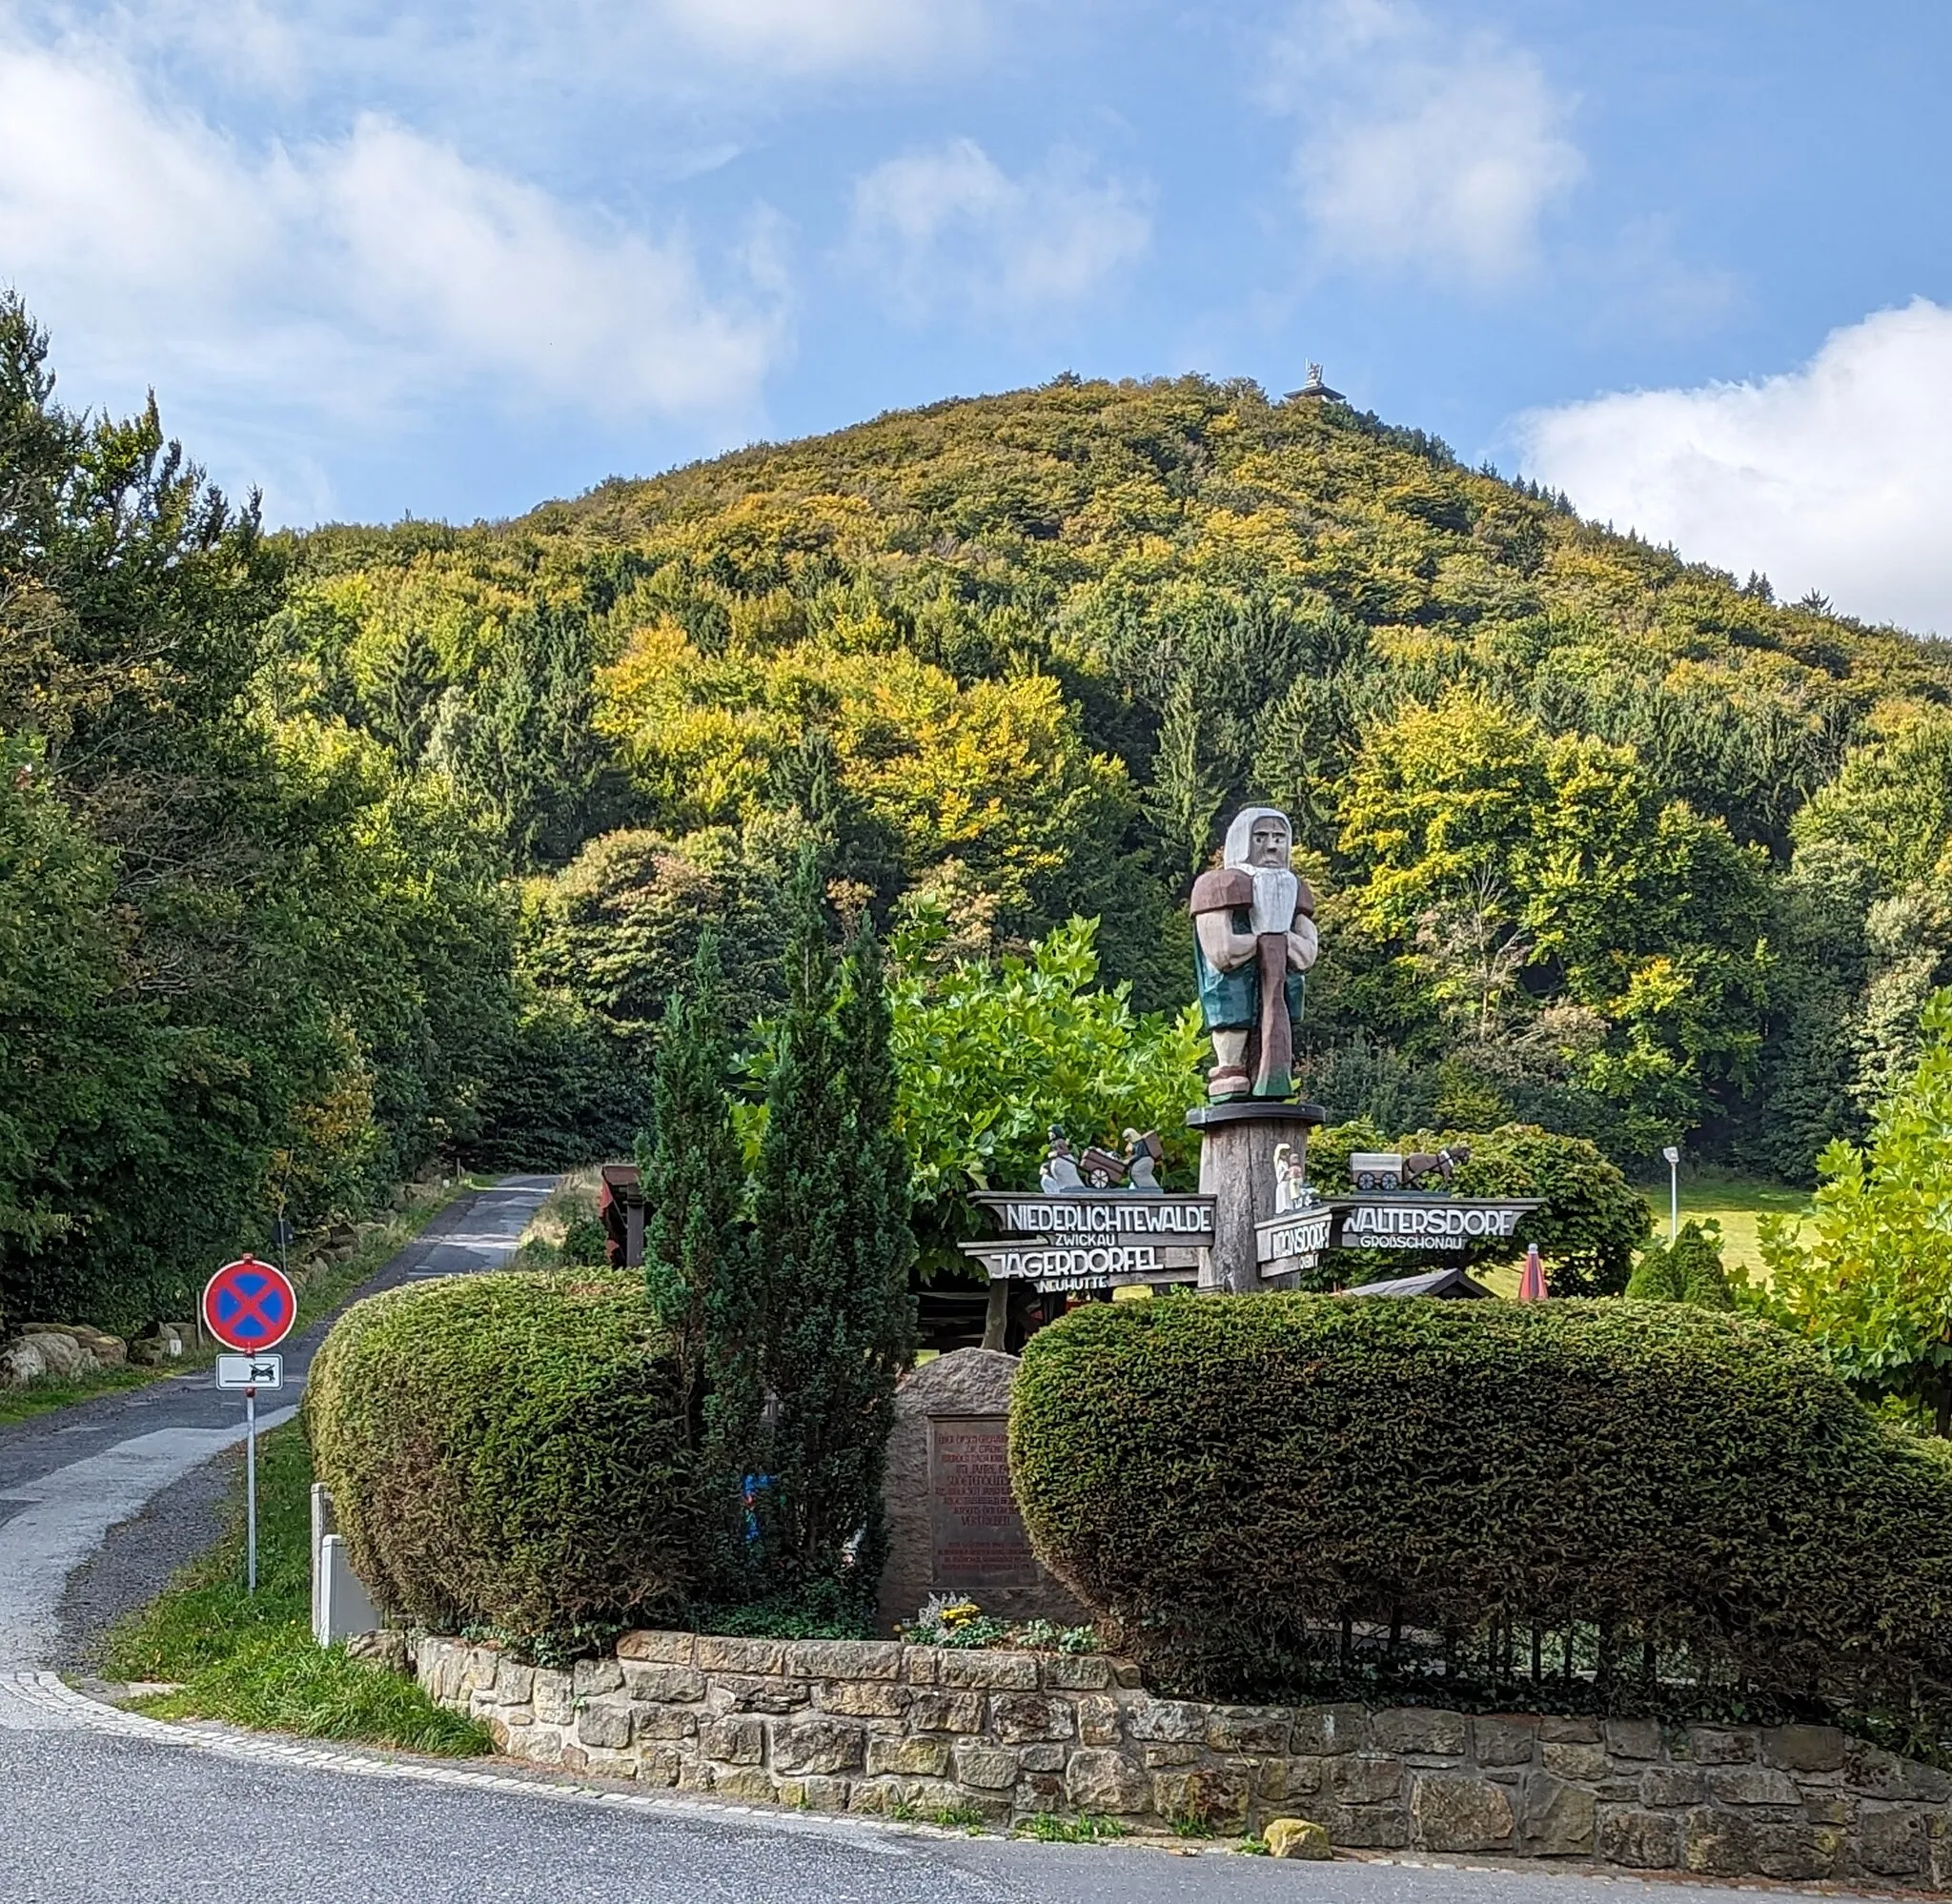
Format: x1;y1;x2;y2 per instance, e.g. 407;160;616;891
6;0;1952;629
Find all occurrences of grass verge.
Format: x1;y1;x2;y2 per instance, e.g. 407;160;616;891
0;1178;480;1432
1637;1168;1810;1278
0;1363;166;1428
100;1420;488;1756
1015;1812;1128;1844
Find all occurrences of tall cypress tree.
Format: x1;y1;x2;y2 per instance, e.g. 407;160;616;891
748;850;915;1604
829;916;919;1591
641;931;756;1585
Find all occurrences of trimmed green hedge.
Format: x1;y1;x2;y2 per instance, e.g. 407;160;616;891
307;1272;692;1639
1010;1295;1952;1720
1309;1121;1651;1294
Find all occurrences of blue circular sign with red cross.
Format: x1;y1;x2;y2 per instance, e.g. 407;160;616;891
202;1256;297;1353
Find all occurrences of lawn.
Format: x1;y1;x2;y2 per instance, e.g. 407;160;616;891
1636;1169;1812;1277
101;1419;489;1755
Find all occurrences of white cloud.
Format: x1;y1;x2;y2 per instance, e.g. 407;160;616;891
658;0;983;75
1273;0;1583;288
850;138;1149;317
0;32;782;503
1517;300;1952;637
64;0;984;105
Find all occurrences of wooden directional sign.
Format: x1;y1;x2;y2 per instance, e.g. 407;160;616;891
959;1238;1204;1291
966;1191;1215;1293
1332;1197;1542;1253
1255;1205;1335;1279
969;1192;1216;1243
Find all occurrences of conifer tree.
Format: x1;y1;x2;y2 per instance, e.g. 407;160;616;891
641;931;757;1579
749;850;915;1603
829;913;919;1590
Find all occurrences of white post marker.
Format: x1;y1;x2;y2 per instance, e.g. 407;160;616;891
1662;1144;1682;1244
203;1256;298;1596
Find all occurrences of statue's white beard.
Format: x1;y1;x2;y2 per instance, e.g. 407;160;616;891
1250;868;1297;937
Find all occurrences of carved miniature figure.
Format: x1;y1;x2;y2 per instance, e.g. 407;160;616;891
1350;1144;1473;1192
1405;1144;1472;1189
1040;1125;1166;1194
1272;1140;1312;1213
1190;806;1319;1100
1039;1128;1085;1194
1122;1128;1165;1193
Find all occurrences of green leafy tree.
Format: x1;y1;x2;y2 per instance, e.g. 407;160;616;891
1336;690;1772;1156
451;599;612;866
1764;990;1952;1434
888;910;1208;1274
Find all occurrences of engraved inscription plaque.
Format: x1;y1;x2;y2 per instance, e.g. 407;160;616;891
926;1413;1037;1590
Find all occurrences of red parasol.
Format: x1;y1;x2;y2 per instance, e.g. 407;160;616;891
1517;1243;1548;1302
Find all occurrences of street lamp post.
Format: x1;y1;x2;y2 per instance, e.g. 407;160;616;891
1661;1144;1680;1244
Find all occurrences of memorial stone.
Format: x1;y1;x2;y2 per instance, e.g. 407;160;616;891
876;1347;1088;1635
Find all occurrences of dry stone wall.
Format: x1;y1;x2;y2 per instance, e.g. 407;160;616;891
416;1631;1952;1884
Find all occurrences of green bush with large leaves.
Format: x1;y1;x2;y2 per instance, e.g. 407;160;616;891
1765;990;1952;1433
1010;1293;1952;1736
890;912;1207;1270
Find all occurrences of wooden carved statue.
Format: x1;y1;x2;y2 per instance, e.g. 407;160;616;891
1190;805;1318;1100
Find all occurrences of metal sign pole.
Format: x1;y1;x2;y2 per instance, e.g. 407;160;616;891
245;1384;258;1595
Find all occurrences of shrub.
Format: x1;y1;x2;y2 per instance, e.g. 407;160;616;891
1010;1295;1952;1731
307;1272;692;1640
559;1216;609;1266
1308;1120;1650;1295
1626;1219;1734;1308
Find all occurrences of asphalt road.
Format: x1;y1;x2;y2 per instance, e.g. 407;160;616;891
0;1717;1838;1904
0;1176;556;1670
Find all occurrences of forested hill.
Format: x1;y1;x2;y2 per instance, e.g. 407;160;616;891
10;310;1952;1331
284;374;1952;1182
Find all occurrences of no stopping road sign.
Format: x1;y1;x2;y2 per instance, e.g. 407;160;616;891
202;1255;297;1353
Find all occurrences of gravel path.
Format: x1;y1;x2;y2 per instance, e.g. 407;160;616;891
55;1454;235;1670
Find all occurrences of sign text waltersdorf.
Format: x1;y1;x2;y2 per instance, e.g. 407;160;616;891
1334;1198;1535;1251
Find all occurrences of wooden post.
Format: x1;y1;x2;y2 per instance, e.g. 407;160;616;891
980;1275;1008;1351
1188;1101;1324;1293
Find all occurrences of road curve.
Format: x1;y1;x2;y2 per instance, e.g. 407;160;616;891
0;1175;555;1671
0;1676;1832;1904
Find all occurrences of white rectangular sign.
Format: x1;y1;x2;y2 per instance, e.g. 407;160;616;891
216;1353;284;1390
